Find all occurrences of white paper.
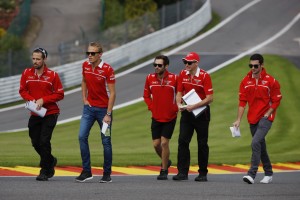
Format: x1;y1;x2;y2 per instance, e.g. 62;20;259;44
101;121;109;135
182;89;207;117
25;101;47;117
230;126;241;137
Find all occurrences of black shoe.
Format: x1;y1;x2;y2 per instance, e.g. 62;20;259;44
47;157;57;178
194;175;208;182
172;173;188;181
75;170;93;182
100;174;112;183
36;169;48;181
157;169;168;180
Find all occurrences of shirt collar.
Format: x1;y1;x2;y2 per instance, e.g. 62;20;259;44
88;60;104;68
186;67;200;77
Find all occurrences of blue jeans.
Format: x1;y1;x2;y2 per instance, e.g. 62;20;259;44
78;105;112;174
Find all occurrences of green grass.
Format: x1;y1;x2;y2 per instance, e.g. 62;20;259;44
0;55;299;167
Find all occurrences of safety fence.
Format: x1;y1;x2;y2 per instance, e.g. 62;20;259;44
0;0;211;105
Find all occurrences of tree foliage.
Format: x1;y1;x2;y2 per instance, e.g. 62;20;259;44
124;0;157;20
102;0;125;29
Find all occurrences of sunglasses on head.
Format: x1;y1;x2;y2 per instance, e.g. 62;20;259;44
183;60;196;65
153;63;164;68
86;52;100;56
249;64;260;69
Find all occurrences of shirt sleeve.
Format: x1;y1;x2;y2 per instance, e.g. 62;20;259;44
42;72;64;103
203;73;213;95
19;69;35;101
238;79;247;107
107;66;116;84
143;75;152;110
177;71;183;93
270;78;282;110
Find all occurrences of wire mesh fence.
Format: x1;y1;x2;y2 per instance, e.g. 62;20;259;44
0;0;204;77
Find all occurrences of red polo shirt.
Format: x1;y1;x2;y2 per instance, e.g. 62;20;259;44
239;68;282;124
177;67;213;100
143;70;178;122
82;60;115;108
19;66;64;116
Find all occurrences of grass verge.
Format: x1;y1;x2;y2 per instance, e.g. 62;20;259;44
0;55;299;167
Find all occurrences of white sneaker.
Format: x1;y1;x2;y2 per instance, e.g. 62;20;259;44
260;176;272;184
243;175;254;184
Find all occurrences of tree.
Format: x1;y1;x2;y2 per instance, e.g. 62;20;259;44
125;0;157;20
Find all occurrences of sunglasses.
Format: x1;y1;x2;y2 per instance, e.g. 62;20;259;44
86;52;100;56
153;63;164;68
249;64;260;69
183;61;196;65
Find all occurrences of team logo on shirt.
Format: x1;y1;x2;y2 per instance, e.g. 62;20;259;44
164;80;172;85
247;81;253;84
85;67;90;71
42;76;50;81
262;80;268;85
28;76;35;79
98;70;104;74
151;81;159;85
194;79;201;84
183;78;190;82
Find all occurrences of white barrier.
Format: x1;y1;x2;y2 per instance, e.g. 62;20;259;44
0;0;211;105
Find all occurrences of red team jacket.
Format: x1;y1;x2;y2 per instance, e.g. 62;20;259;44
19;66;64;116
177;68;213;102
143;70;178;122
239;68;282;124
82;61;115;108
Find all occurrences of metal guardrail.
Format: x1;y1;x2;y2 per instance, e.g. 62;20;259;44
0;0;211;105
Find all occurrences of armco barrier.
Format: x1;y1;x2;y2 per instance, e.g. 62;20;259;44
0;0;211;105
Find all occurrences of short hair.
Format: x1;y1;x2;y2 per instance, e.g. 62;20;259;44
250;53;264;64
154;55;169;66
89;42;103;53
33;47;48;59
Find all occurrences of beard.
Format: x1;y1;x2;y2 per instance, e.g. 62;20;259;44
34;62;44;69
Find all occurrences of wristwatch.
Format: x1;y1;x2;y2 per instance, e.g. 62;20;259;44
106;112;112;116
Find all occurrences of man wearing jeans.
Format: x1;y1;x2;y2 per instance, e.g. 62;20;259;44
233;54;282;184
75;42;116;183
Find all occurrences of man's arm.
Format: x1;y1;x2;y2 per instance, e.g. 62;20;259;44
233;106;246;128
81;76;90;106
103;83;116;124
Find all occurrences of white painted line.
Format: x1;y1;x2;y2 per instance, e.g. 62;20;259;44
116;0;262;78
4;2;299;133
0;0;260;113
207;12;300;74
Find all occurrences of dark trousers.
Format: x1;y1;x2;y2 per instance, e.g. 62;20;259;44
177;107;210;176
28;114;58;170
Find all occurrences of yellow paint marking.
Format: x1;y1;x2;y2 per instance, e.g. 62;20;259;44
111;166;157;175
275;163;300;170
54;169;79;176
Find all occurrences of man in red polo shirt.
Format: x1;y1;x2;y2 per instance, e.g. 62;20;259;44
143;55;178;180
75;42;116;183
233;54;282;184
173;52;213;182
19;47;64;181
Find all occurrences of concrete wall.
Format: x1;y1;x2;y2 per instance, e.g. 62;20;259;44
0;0;211;104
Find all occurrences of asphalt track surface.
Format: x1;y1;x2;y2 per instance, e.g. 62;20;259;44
1;0;300;199
1;172;300;200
